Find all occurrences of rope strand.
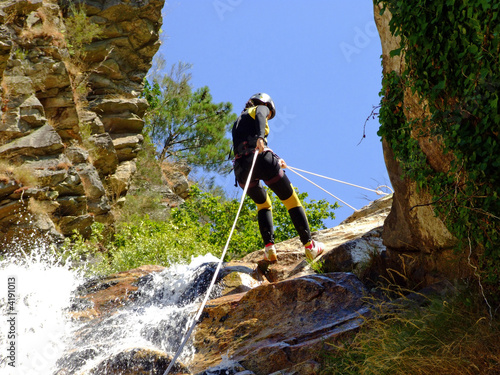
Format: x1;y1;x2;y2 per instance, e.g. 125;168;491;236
287;167;358;211
288;166;393;195
163;151;259;375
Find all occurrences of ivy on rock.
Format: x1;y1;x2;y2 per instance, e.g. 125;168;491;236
376;0;500;284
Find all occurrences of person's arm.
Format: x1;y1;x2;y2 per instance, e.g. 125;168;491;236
255;105;270;153
255;105;269;138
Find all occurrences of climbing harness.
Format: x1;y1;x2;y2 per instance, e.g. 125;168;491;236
287;165;393;212
163;150;259;375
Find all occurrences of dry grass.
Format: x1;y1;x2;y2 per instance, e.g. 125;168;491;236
19;7;65;47
0;160;37;187
320;285;500;375
28;197;57;215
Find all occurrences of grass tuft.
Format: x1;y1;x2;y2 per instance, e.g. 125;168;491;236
320;284;500;375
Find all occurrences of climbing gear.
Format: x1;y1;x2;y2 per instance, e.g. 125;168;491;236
287;166;393;212
305;240;324;261
248;93;276;119
163;151;259;375
264;243;277;262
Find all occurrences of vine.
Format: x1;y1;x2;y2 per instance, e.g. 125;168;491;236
376;1;500;287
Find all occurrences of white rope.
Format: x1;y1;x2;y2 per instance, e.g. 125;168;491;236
163;151;259;375
287;166;358;211
288;166;393;195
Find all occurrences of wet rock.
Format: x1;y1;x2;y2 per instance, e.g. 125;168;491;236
195;361;250;375
88;348;191;375
0;180;19;200
71;265;165;320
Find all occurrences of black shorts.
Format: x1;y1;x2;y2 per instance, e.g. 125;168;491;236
234;151;282;187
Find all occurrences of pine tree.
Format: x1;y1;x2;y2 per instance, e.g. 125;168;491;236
143;62;236;174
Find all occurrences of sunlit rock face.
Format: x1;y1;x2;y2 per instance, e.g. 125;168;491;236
373;4;468;287
0;0;164;250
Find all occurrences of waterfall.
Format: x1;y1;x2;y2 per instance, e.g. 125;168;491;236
0;243;220;375
0;243;84;375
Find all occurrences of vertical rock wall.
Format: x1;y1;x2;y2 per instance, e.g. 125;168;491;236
0;0;164;250
373;4;471;286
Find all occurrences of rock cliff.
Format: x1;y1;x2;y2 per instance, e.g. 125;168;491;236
0;0;164;250
373;3;471;286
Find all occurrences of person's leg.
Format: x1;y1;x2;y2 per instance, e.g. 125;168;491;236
246;182;274;246
267;173;325;259
234;155;275;247
266;172;312;245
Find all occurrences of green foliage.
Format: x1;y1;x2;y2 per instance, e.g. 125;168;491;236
58;222;109;276
171;185;338;260
63;2;102;59
60;219;220;275
376;1;500;286
107;219;219;273
142;62;237;173
117;139;168;223
320;287;500;374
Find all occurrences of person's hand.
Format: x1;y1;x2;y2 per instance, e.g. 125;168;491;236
256;138;265;153
279;158;287;169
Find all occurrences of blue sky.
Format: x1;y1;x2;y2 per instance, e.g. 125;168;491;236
154;0;391;226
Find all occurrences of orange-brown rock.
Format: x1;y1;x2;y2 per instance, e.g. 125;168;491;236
71;265;165;320
191;273;369;375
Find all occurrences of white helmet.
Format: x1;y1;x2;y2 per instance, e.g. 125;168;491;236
248;93;276;119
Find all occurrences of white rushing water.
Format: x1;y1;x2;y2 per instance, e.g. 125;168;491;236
0;244;220;375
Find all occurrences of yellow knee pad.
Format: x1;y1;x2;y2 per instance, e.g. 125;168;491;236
281;189;302;210
256;194;272;211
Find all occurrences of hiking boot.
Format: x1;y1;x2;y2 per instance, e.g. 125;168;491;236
305;240;324;261
264;244;277;262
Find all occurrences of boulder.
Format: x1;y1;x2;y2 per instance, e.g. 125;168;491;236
191;273;369;375
105;159;137;199
75;163;106;199
65;146;89;165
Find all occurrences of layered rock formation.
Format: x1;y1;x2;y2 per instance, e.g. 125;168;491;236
0;0;165;250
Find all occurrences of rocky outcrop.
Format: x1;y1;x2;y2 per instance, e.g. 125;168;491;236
62;196;390;375
373;4;465;286
0;0;165;250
